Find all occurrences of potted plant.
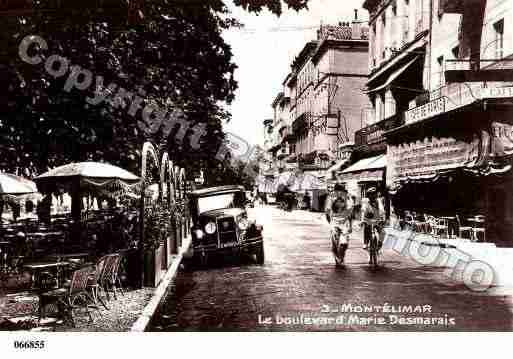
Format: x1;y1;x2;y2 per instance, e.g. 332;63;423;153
143;204;167;287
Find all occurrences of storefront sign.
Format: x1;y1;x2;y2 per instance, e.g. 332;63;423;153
355;115;404;147
387;133;487;187
405;97;446;125
481;87;513;99
407;85;513;123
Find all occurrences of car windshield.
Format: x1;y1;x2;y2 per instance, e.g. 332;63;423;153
197;192;245;214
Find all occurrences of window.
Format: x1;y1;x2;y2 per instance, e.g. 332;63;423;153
197;193;244;214
494;19;504;59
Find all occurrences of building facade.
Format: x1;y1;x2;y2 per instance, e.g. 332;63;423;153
336;0;432;205
363;0;513;247
264;13;370;210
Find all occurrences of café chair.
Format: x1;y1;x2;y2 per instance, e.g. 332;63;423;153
100;254;124;301
432;217;449;238
413;213;429;234
87;256;110;310
403;211;415;231
38;266;96;326
471;215;486;242
456;215;473;240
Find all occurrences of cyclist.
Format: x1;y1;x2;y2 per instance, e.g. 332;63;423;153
360;187;385;263
326;184;353;267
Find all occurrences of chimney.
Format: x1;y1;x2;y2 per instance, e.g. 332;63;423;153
352;13;361;39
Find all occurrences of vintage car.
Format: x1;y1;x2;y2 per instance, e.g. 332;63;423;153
185;185;264;264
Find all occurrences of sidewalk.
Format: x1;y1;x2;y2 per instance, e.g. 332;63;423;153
290;208;513;289
383;227;513;287
0;237;191;332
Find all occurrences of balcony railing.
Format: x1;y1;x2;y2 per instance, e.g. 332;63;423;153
360;108;375;127
280;125;295;143
445;58;513;82
277;145;290;159
415;18;428;37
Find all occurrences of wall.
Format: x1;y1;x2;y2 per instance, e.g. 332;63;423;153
429;0;513;92
331;47;369;75
368;0;430;73
335;76;371;142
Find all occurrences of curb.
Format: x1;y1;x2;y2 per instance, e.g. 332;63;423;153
130;236;192;332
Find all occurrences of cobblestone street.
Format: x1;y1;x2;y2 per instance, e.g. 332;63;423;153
150;206;513;331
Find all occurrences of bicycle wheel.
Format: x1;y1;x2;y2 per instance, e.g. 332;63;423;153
369;234;379;268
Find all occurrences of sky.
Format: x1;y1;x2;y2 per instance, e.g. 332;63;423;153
222;0;368;147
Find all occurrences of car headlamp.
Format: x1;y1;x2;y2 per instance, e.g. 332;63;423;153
194;229;204;239
238;218;249;230
205;222;216;234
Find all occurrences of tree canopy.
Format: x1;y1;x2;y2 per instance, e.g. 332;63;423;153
0;0;309;182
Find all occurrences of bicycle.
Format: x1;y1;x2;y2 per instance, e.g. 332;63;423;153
363;219;383;269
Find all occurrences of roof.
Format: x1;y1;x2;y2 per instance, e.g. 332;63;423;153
291;41;319;72
362;0;379;11
189;185;245;197
272;92;285;108
341;154;387;174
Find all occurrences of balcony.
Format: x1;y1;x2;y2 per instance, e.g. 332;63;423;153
445;58;513;83
280;125;295;143
277;145;290;160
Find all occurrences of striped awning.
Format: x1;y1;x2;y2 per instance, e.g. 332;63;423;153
338;155;386;182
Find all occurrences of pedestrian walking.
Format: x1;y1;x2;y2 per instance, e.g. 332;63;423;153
326;184;353;267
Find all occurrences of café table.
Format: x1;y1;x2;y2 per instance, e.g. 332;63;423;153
23;261;70;290
28;231;65;245
28;231;65;238
439;216;457;238
47;252;90;264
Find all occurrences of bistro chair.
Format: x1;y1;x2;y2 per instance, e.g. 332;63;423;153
403;211;415;231
413;213;429;233
432;217;449;238
426;215;436;236
87;255;110;310
100;254;124;301
456;215;473;240
38;266;96;326
471;215;486;242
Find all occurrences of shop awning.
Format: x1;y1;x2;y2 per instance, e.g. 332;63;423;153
326;158;350;173
365;56;420;94
338;154;386;182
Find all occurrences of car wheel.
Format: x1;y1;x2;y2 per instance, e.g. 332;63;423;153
255;243;265;264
